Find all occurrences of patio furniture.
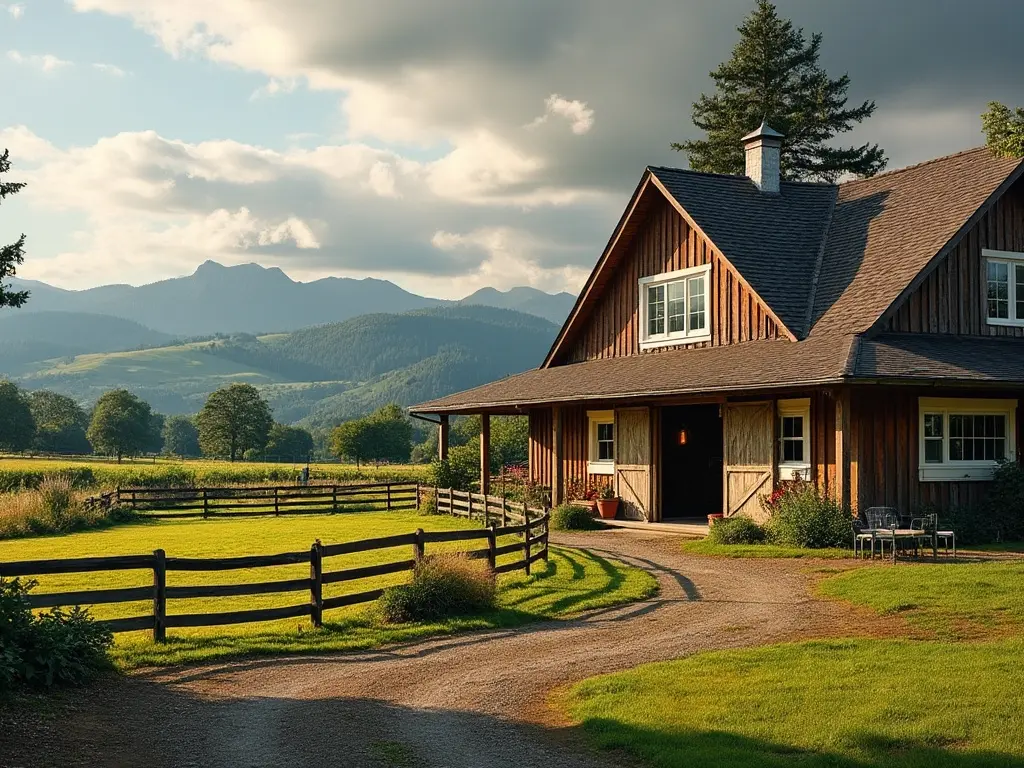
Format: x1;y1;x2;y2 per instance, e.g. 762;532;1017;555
861;507;899;559
852;518;874;558
912;513;956;559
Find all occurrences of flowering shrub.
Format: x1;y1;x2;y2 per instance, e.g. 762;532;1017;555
566;479;599;502
761;480;851;549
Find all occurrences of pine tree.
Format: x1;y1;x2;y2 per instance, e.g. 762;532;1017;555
0;149;29;308
982;102;1024;159
673;0;886;183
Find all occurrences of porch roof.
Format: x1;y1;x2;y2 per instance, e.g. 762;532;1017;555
853;334;1024;384
410;335;855;414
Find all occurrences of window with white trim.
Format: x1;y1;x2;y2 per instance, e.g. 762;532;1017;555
777;398;811;481
919;398;1017;481
638;265;711;349
985;250;1024;326
587;410;615;475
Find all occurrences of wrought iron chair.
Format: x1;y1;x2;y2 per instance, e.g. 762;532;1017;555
862;507;899;559
911;513;957;558
852;518;874;558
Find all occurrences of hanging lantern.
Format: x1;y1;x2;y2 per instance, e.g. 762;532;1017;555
678;428;688;445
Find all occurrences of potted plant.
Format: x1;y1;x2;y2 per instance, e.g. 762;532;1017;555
595;485;620;520
567;480;599;514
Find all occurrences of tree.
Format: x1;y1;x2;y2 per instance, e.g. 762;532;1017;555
449;415;528;473
329;404;412;466
982;102;1024;159
162;416;201;457
147;412;166;455
265;423;314;460
28;390;90;454
196;383;273;460
673;0;886;182
86;389;153;461
330;419;370;466
0;149;29;308
0;381;35;452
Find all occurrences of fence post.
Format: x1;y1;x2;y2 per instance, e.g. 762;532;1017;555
415;482;421;511
468;492;474;520
413;528;425;562
310;540;323;628
501;497;507;528
523;511;532;576
387;483;392;512
332;485;338;514
152;549;167;643
543;509;550;562
202;488;209;519
274;487;280;516
487;524;497;572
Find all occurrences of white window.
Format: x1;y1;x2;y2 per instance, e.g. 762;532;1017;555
638;265;712;349
587;410;615;475
777;398;811;481
984;250;1024;326
918;398;1017;481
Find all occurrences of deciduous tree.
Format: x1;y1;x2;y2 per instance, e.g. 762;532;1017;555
86;389;153;462
0;149;28;308
982;102;1024;159
265;423;314;460
0;380;35;452
28;390;90;454
162;416;201;457
673;0;886;182
196;383;273;460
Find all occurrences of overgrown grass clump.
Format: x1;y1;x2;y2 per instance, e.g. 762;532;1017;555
377;554;496;623
762;483;851;549
551;503;600;531
706;516;765;545
0;475;135;539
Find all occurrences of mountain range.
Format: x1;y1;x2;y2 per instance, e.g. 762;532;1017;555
4;260;576;335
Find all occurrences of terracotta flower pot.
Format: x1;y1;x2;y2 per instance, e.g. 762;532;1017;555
708;513;724;526
596;498;620;520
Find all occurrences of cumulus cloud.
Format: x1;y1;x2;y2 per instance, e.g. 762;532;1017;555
5;3;23;19
7;50;72;72
92;62;127;77
527;94;595;135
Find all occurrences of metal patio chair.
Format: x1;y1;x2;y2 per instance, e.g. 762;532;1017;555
862;507;899;559
912;513;957;559
852;518;874;558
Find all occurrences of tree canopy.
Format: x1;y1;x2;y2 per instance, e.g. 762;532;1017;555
86;389;154;461
673;0;886;182
329;403;412;465
982;102;1024;159
265;423;314;460
162;415;201;458
0;149;28;309
0;380;35;452
196;383;273;460
28;390;90;454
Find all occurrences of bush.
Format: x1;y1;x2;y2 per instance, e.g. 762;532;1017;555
418;491;439;516
0;473;137;539
377;554;496;623
707;516;766;545
0;578;113;694
762;482;851;549
551;503;600;531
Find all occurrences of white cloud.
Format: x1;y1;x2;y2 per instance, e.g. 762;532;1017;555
7;50;73;72
5;4;24;19
92;62;128;77
528;94;595;135
250;77;298;100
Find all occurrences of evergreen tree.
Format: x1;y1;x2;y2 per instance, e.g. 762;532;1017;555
0;149;28;308
982;102;1024;159
162;416;201;457
86;389;153;462
196;383;273;460
673;0;886;182
28;390;90;454
0;380;35;452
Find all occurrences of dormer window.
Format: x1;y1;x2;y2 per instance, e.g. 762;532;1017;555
985;250;1024;326
638;264;712;350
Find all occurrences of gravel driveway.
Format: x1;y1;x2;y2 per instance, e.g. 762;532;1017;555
2;530;900;768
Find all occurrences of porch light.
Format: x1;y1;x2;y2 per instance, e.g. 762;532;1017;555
678;429;688;445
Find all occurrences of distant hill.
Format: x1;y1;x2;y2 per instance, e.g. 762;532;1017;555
7;261;576;335
0;312;171;370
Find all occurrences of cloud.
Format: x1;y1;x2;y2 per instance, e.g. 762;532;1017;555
7;50;72;72
250;77;298;100
5;3;23;19
92;62;128;77
527;94;595;135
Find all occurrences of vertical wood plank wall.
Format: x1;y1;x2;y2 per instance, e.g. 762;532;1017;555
811;392;837;498
528;407;612;498
562;199;781;364
528;409;553;489
886;182;1024;336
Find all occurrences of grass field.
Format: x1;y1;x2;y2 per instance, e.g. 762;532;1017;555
560;559;1024;767
0;512;656;669
681;540;852;559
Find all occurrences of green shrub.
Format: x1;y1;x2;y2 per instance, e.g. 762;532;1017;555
762;483;851;549
0;578;113;695
418;491;439;516
429;447;478;492
0;474;138;539
707;516;766;545
377;554;496;623
551;503;599;531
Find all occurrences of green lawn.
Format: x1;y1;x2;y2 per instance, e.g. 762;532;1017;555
0;512;656;669
682;540;851;559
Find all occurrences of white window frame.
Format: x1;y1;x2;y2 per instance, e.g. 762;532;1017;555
777;398;811;481
983;249;1024;327
918;397;1017;481
587;410;615;475
638;264;712;350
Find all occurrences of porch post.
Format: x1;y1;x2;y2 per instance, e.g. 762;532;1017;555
438;415;450;462
480;413;491;496
834;388;851;511
551;406;564;506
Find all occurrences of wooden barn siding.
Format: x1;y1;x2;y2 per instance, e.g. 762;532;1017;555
528;408;552;489
886;182;1024;336
811;391;837;497
528;406;611;496
851;386;1024;513
564;199;781;363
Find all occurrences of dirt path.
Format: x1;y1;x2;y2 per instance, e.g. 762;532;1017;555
2;530;901;768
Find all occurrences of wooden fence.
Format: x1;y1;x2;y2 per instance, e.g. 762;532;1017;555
0;495;550;642
86;482;419;518
432;487;550;527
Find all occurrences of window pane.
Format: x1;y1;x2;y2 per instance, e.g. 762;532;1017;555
923;414;943;438
924;439;943;464
949;415;964;438
687;276;706;332
988;261;1010;319
647;285;665;336
950;438;963;461
667;281;686;334
782;416;802;438
1018;264;1024;320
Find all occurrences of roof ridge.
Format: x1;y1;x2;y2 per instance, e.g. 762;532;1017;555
839;146;999;187
648;165;836;188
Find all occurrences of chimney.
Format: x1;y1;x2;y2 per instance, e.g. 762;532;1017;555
742;121;784;194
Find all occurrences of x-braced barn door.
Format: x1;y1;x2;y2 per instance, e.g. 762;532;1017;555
615;407;650;521
723;401;774;521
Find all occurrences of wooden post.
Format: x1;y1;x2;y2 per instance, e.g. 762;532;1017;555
543;509;550;561
433;484;440;514
202;489;209;519
413;528;425;562
386;483;392;512
415;482;421;511
310;540;323;628
468;492;474;520
501;497;508;528
480;413;491;497
438;415;450;461
486;525;497;572
523;511;532;576
152;549;166;643
332;485;338;513
274;487;280;516
551;406;564;507
835;388;852;511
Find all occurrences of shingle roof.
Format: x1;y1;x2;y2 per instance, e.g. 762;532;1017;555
412;335;855;413
853;334;1024;383
651;168;836;336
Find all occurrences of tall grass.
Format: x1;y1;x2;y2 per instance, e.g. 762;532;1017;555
0;475;134;539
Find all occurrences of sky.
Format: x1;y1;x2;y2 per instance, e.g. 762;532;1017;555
1;0;1022;299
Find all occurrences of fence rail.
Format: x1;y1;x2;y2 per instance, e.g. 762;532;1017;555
85;481;419;518
0;489;550;641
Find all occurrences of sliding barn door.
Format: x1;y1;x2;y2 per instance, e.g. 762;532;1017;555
723;401;774;521
615;407;650;521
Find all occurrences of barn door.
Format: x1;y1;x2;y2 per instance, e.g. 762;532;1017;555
615;407;651;521
723;401;774;521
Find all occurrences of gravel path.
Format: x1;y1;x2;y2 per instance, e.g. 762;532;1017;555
2;530;901;768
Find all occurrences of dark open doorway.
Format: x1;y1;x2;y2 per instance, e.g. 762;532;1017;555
661;404;724;518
